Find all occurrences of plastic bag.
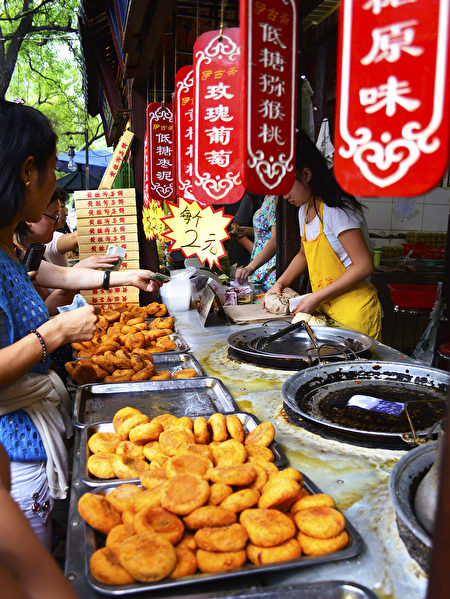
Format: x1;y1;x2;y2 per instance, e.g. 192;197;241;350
412;282;443;364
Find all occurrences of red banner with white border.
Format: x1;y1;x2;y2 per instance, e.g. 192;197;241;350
193;28;245;204
239;0;298;194
175;66;196;201
146;102;175;204
335;0;450;196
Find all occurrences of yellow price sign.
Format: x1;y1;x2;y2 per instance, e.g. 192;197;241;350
142;200;167;241
162;197;232;268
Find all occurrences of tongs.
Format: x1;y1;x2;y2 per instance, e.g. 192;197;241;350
254;320;306;351
254;319;358;362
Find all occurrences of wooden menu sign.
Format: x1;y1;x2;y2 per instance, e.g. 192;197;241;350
74;188;140;308
99;130;134;190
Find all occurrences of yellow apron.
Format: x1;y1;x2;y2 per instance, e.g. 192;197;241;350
302;201;382;340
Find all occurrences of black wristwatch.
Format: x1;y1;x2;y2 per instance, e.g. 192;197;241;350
102;269;111;290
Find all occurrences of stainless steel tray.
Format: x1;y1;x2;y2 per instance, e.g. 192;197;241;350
74;333;189;360
174;581;380;599
73;377;238;427
79;474;363;595
79;411;287;486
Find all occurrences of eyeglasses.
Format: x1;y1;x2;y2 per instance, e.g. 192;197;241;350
43;212;60;223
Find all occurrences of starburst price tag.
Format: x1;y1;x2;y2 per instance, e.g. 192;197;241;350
162;198;232;268
142;200;167;241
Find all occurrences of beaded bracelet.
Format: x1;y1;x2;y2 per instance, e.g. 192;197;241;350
29;329;48;362
102;269;111;290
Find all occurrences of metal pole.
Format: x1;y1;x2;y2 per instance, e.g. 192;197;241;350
85;129;90;189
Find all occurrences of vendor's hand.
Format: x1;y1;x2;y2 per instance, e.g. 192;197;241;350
51;304;98;344
292;292;321;316
74;254;119;270
127;270;165;293
235;265;253;285
262;282;283;309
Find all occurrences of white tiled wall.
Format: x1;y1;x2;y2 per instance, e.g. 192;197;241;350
362;187;450;247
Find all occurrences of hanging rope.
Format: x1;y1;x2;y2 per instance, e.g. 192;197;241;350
219;0;225;39
162;35;166;107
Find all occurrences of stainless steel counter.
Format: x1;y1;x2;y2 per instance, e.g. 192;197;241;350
65;308;431;599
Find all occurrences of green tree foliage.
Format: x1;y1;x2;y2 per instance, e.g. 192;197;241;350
0;0;104;150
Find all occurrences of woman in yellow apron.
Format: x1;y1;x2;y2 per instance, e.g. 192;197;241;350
264;131;382;340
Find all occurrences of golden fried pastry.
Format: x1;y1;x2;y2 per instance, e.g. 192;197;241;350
124;332;146;351
96;314;109;329
118;531;177;582
88;432;122;455
298;529;349;555
294;506;345;539
115;441;145;460
127;317;145;327
119;311;134;324
290;492;334;514
248;463;269;492
183;505;237;529
133;483;167;512
196;549;246;573
208;483;234;506
111;368;135;380
212;439;247;467
91;354;115;374
131;306;148;319
155;336;176;351
106;484;144;513
161;473;210;516
90;546;135;586
129;353;146;372
140;469;168;489
220;488;260;513
112;455;150;480
115;413;150;439
176;533;197;551
258;478;301;510
152;414;179;430
134;321;150;331
121;325;139;336
208;413;228;442
172;369;197;379
129;421;163;445
268;467;303;484
150;370;171;380
80;340;95;349
245;444;275;463
104;310;120;323
94;340;121;355
172;416;194;431
71;342;85;352
183;443;213;461
240;508;296;548
105;523;135;549
159;428;195;456
165;453;212;479
113;407;143;431
169;546;197;578
245;422;275;447
87;454;116;479
154;304;167;317
65;360;99;385
209;463;257;486
133;506;184;545
225;414;245;443
247;538;302;564
146;345;166;354
78;492;122;535
121;507;136;527
142;441;168;464
146;302;161;316
255;461;279;478
193;417;210;444
195;522;248;552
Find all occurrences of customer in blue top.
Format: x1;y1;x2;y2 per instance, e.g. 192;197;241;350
0;100;164;548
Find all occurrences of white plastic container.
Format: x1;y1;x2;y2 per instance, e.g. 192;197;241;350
159;270;192;312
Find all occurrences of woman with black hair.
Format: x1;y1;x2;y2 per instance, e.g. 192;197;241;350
0;100;164;547
264;130;382;340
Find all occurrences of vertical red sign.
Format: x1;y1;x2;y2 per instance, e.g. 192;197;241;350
335;0;450;196
193;27;245;204
175;66;196;201
240;0;298;194
146;102;175;204
143;131;150;208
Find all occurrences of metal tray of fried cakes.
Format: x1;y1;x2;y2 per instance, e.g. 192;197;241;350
73;376;238;427
74;333;189;360
82;474;364;595
80;411;288;487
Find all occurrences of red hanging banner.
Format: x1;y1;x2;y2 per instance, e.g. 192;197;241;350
175;66;196;201
146;102;175;204
335;0;450;196
239;0;298;194
143;131;150;208
193;27;245;204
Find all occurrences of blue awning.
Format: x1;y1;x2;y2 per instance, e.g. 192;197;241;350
57;149;112;179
